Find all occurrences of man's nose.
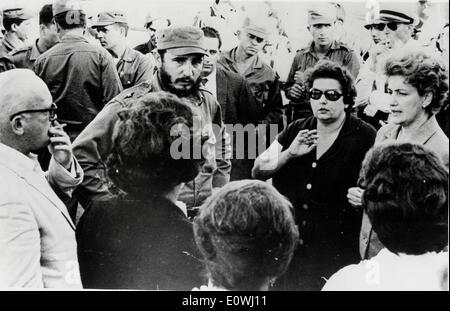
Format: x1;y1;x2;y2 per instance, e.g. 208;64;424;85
181;62;194;76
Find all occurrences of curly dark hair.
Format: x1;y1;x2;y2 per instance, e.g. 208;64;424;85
359;142;448;255
193;180;299;290
384;50;449;115
106;91;203;197
304;59;357;114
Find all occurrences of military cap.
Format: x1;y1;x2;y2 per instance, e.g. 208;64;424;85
157;25;207;56
52;0;83;16
92;11;128;28
379;3;419;26
2;7;33;21
241;16;269;40
307;3;337;25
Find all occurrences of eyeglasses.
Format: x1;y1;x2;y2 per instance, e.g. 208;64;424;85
364;22;407;32
309;89;343;101
10;103;58;121
247;33;264;44
364;23;386;31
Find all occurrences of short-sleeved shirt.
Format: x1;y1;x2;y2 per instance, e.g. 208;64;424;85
273;115;375;247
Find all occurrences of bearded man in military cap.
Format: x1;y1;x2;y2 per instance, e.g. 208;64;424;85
72;25;231;214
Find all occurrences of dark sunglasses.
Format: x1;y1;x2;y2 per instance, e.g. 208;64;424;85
10;103;58;121
364;23;386;31
309;89;343;101
247;33;264;44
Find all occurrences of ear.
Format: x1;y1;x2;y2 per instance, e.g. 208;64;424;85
422;92;433;108
10;117;25;136
11;23;19;32
39;24;46;34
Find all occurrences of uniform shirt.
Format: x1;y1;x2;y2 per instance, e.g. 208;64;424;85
10;39;42;69
218;47;283;127
115;46;155;89
284;41;360;122
0;143;83;289
0;35;21;54
34;34;123;138
0;51;15;73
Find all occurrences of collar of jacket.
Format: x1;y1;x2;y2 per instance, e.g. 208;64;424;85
380;115;442;145
29;39;42;61
120;46;138;63
222;46;264;70
60;34;89;43
0;142;40;177
307;40;342;55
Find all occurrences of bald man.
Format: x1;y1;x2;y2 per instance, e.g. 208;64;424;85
0;69;83;288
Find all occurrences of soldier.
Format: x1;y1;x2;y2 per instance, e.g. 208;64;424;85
284;3;360;123
218;15;284;146
34;0;122;142
92;10;155;90
72;25;231;214
11;4;60;70
0;6;33;54
134;14;170;55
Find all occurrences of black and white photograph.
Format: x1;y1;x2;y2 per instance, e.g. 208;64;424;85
0;0;448;297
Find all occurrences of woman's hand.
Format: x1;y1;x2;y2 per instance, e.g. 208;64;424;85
287;129;317;158
347;186;364;207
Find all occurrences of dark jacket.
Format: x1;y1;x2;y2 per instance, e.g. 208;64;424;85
72;74;231;209
134;39;155;55
216;66;260;180
0;51;14;73
76;196;204;290
34;34;123;138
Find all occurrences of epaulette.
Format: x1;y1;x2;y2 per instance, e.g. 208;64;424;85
116;80;154;108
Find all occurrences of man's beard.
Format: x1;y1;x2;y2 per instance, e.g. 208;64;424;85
159;66;202;98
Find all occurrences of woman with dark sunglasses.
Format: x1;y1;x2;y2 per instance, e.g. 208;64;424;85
252;60;376;291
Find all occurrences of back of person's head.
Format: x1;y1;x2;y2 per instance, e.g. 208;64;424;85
359;142;448;255
193;180;299;290
106;91;203;198
39;4;54;26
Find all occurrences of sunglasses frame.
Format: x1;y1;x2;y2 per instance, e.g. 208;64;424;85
309;89;344;101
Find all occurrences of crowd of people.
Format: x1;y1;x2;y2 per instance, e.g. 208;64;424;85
0;0;448;291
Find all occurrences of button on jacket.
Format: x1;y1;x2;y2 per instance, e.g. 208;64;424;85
0;143;84;289
34;34;123;138
72;73;231;209
115;46;155;89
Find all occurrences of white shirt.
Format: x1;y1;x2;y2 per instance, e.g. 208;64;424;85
322;248;449;291
203;68;217;100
